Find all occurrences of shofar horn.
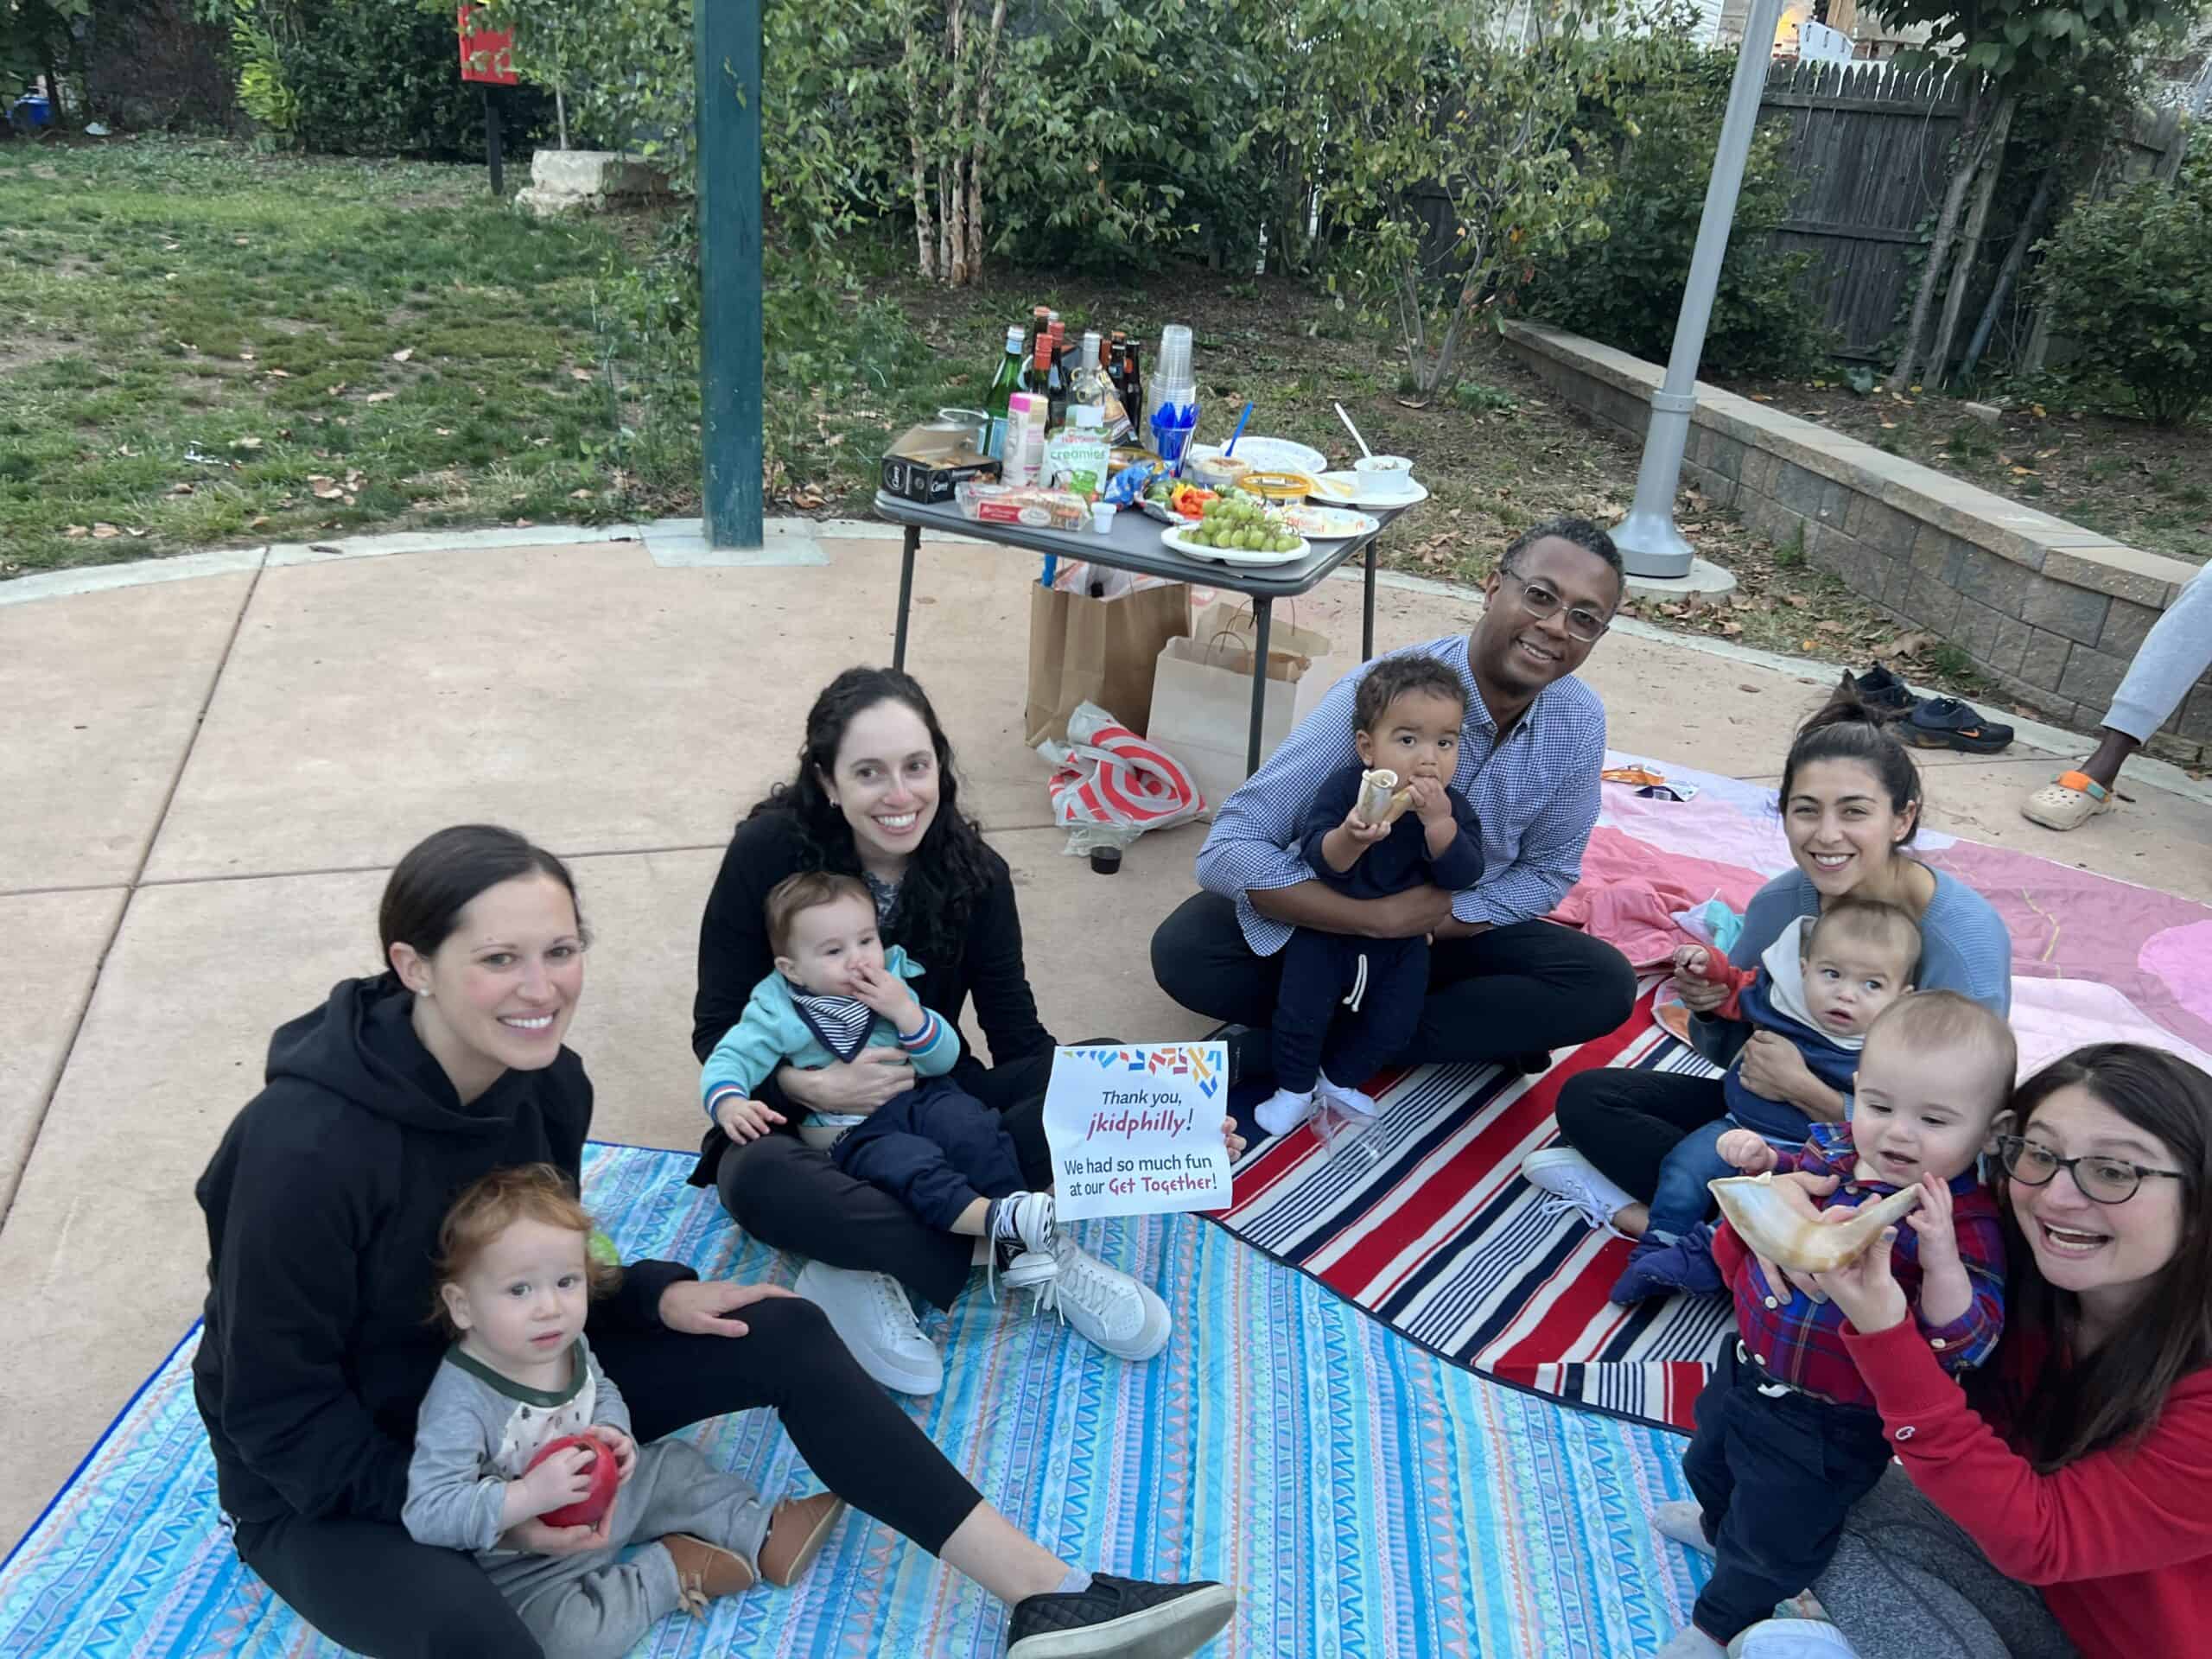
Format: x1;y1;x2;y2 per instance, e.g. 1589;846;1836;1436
1708;1173;1923;1274
1356;768;1414;826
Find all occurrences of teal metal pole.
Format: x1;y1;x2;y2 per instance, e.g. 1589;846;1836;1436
696;0;764;550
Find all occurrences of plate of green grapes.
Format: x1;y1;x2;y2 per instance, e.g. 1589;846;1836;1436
1160;493;1312;567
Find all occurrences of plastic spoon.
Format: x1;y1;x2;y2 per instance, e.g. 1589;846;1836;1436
1335;402;1373;460
1224;399;1255;458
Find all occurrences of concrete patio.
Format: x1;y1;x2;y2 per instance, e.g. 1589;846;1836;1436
3;520;2207;1557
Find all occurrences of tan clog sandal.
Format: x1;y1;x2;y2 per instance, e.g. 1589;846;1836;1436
2021;770;2115;831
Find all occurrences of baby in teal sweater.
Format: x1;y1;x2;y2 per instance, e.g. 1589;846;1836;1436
699;872;1058;1286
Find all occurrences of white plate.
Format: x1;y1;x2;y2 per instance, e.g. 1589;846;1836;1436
1160;523;1313;567
1315;470;1429;510
1189;436;1331;477
1279;504;1380;539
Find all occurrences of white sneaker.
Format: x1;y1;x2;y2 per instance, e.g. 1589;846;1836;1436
1655;1628;1726;1659
1255;1087;1315;1136
1522;1146;1637;1240
792;1261;944;1396
1727;1620;1859;1658
1649;1498;1716;1559
988;1192;1060;1293
1036;1235;1172;1360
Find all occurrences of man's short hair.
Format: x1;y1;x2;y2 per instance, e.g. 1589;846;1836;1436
1501;515;1624;585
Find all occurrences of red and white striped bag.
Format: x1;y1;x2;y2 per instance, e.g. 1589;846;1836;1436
1040;701;1205;838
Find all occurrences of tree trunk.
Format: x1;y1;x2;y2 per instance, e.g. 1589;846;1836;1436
1957;162;2055;385
903;17;937;281
1928;92;2016;386
961;0;1007;288
1887;86;1991;393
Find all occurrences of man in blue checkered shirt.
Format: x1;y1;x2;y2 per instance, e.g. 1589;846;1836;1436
1151;516;1638;1084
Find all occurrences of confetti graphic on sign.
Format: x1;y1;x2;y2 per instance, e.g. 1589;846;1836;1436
1071;1044;1218;1096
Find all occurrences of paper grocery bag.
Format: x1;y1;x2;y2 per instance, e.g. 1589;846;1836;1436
1024;581;1192;748
1148;630;1351;816
1186;599;1332;683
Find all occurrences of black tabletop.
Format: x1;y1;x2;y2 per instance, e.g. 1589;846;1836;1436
873;489;1411;599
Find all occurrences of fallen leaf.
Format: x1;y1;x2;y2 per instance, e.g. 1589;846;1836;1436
266;367;291;378
1801;638;1819;650
434;427;454;436
2031;404;2047;418
569;488;594;499
569;368;593;382
1719;620;1743;637
1878;631;1937;658
91;523;121;539
232;435;264;451
248;515;271;529
1751;393;1773;404
1879;420;1897;429
365;391;397;404
128;527;149;537
1816;620;1845;633
233;236;251;246
171;482;194;495
239;350;255;362
391;347;415;363
308;476;345;499
2009;466;2037;477
64;524;88;538
1783;594;1811;609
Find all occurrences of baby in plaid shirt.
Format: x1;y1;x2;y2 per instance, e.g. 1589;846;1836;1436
1649;990;2017;1659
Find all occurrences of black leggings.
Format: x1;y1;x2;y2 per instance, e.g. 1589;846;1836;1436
1553;1065;1728;1205
717;1051;1057;1310
232;1299;984;1659
1149;892;1639;1066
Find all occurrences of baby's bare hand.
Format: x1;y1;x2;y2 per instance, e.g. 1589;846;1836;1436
714;1096;785;1142
1716;1128;1777;1173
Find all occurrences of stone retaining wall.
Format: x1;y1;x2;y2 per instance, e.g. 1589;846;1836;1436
1502;321;2209;765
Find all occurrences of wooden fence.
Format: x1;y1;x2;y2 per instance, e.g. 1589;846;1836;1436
1761;60;2192;361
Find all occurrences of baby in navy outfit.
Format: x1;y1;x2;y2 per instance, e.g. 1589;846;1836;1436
1256;652;1484;1137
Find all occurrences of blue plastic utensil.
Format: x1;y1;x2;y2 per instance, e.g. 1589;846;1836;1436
1224;400;1255;458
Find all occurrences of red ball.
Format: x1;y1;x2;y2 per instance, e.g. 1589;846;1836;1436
524;1433;619;1529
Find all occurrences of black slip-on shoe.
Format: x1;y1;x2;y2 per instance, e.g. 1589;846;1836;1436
1007;1574;1236;1659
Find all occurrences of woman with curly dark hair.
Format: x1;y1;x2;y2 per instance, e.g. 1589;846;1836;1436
688;667;1236;1398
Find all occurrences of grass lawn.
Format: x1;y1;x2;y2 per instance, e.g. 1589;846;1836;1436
0;136;652;573
0;138;2130;731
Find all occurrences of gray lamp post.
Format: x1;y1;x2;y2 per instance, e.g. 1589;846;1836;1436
1611;0;1788;579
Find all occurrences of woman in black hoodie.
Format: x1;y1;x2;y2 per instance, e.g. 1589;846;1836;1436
194;824;1233;1659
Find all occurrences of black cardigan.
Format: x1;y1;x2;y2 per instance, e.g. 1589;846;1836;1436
686;809;1057;1183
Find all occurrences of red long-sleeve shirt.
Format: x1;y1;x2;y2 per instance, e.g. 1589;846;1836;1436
1844;1317;2212;1659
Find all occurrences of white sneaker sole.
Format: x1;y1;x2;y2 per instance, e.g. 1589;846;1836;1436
1007;1583;1236;1659
792;1262;944;1396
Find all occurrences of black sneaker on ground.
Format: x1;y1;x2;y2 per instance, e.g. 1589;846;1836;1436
1905;695;2015;753
1853;663;1917;715
1007;1574;1236;1659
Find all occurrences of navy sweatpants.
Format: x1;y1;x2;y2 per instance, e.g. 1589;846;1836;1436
830;1077;1027;1230
1270;927;1428;1095
1682;1344;1897;1642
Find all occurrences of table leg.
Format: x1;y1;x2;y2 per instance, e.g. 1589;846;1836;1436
1363;538;1378;661
892;524;918;670
1246;597;1273;777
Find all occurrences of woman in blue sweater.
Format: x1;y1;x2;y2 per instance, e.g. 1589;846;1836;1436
1525;684;2014;1243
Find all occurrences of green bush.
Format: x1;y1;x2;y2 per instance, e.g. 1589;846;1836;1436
2037;154;2212;428
232;0;549;157
1527;41;1832;378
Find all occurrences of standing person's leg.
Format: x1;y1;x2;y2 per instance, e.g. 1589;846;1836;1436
591;1301;1235;1653
2024;565;2212;830
1409;920;1637;1065
1149;891;1286;1032
1812;1467;2080;1659
231;1510;541;1659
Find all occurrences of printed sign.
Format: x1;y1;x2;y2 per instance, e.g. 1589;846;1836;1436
1041;1042;1233;1220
